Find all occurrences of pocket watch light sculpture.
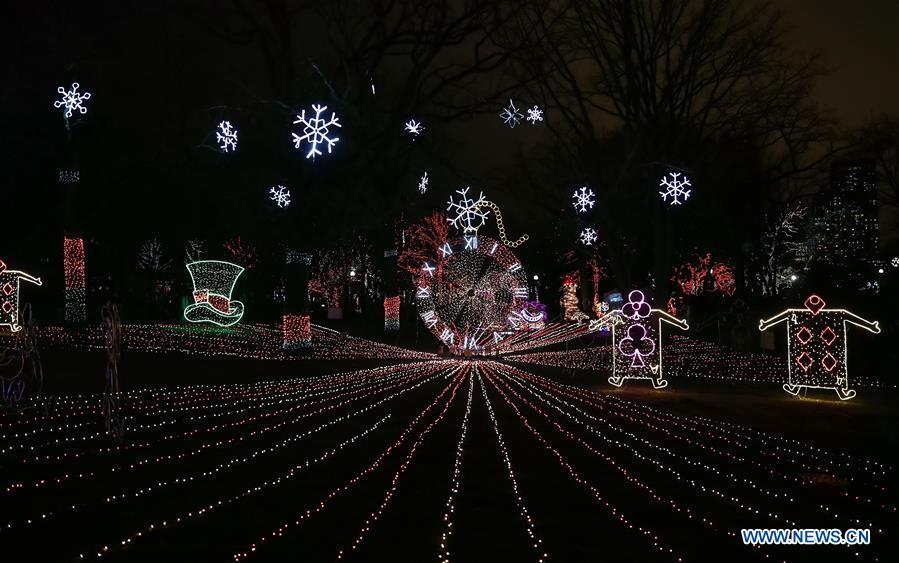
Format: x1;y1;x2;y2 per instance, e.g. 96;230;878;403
415;236;529;353
597;290;689;389
758;294;879;400
183;260;245;327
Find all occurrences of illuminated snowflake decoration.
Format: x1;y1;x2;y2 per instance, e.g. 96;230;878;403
659;172;692;205
446;187;489;234
571;186;595;212
54;82;92;118
216;120;238;152
418;172;429;194
291;104;341;159
526;105;544;124
404;119;425;137
269;185;291;208
892;256;899;268
579;227;598;246
499;99;523;128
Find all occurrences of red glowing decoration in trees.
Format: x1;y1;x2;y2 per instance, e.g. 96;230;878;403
671;253;735;297
397;212;451;284
224;236;257;269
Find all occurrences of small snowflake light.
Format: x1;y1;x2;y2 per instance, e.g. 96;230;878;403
291;104;341;159
526;105;544;124
269;185;291;208
579;227;598;246
446;187;489;234
571;186;595;213
499;99;523;128
404;119;425;137
54;82;91;118
216;121;238;152
891;256;899;268
418;172;429;194
659;172;692;205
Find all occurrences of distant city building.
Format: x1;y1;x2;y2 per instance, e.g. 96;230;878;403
821;160;879;263
797;160;880;287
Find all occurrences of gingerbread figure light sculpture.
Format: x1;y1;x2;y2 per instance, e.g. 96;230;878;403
758;294;879;400
598;289;688;389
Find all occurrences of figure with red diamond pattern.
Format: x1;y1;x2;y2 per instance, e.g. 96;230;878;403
597;289;689;389
0;259;42;333
758;294;880;400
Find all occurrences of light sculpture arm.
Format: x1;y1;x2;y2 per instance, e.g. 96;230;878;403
653;309;688;330
758;310;790;331
14;272;43;286
589;311;622;332
842;311;880;334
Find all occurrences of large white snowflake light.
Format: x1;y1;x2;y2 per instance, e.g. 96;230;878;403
54;82;92;118
291;104;341;159
269;185;291;208
659;172;692;205
571;186;596;213
499;99;523;128
404;119;425;137
579;227;598;246
418;172;429;194
216;120;238;152
446;187;489;234
526;105;544;124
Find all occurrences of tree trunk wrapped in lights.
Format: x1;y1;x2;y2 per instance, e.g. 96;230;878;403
560;274;588;323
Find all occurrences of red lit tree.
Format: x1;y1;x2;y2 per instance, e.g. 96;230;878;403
672;253;736;297
397;212;451;303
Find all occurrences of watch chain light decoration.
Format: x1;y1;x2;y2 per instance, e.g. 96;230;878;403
0;259;42;333
758;294;880;400
597;289;689;389
183;260;246;327
445;187;529;247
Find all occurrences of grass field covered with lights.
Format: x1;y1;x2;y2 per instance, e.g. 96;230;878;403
2;326;896;562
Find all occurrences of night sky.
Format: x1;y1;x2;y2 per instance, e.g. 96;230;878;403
2;1;897;265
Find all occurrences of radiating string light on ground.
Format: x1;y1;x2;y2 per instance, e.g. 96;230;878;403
2;354;892;561
476;367;547;562
233;365;464;560
438;371;473;562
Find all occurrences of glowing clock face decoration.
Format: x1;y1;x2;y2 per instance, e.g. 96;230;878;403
415;236;528;352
